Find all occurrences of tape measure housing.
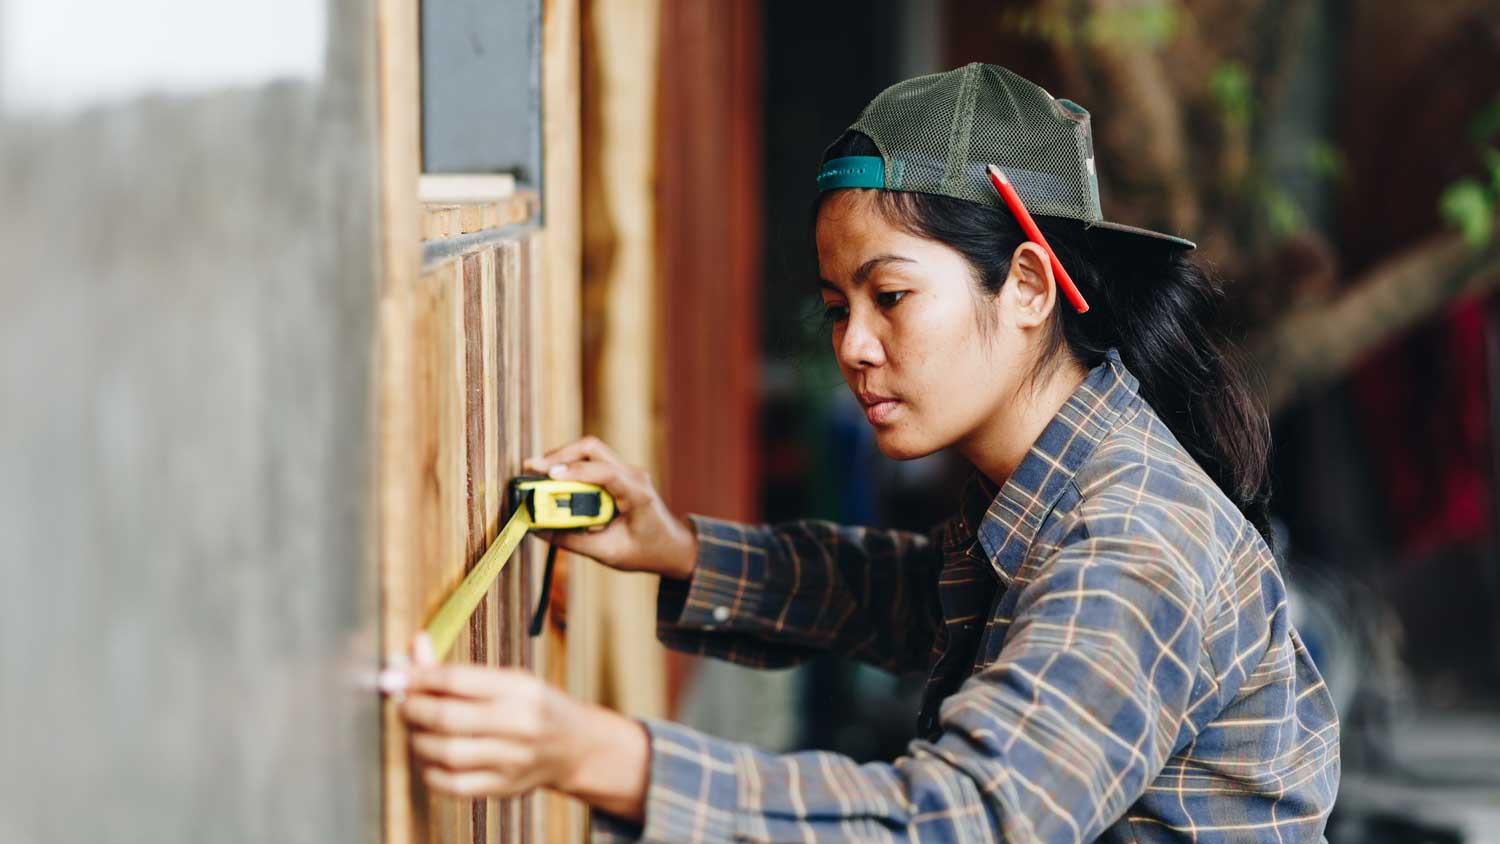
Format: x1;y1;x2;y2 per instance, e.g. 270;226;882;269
509;475;616;530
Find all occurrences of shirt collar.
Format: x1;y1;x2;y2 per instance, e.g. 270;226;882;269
956;349;1140;585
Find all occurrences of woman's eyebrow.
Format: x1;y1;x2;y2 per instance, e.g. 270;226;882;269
818;254;915;291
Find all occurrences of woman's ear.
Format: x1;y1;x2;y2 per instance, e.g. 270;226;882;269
1003;242;1057;328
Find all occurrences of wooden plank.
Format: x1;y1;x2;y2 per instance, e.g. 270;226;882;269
518;232;543;844
477;245;504;844
499;237;528;841
459;204;485;235
421;205;459;240
461;251;490;844
392;207;551;844
655;0;761;524
390;246;554;843
654;0;764;711
392;259;475;844
540;1;587;840
375;0;422;837
421;194;539;242
580;0;667;724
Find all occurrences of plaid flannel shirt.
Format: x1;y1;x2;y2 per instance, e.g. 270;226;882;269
593;350;1340;843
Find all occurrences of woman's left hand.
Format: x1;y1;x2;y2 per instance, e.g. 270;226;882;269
382;634;650;820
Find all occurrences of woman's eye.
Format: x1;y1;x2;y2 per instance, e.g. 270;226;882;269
876;290;908;308
823;303;849;322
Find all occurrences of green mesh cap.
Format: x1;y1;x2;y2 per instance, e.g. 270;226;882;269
817;62;1195;250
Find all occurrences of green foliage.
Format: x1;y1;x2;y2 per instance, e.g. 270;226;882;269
1306;141;1345;181
995;0;1182;50
1208;62;1253;129
994;9;1076;47
1469;97;1500;145
1082;0;1180;49
1260;184;1307;238
1438;101;1500;248
1485;146;1500;196
1441;179;1494;248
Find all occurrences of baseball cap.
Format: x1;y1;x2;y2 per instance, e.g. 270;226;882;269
815;62;1196;251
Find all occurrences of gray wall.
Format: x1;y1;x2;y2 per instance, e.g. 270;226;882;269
0;2;383;841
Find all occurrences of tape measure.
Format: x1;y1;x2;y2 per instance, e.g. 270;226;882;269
423;474;616;661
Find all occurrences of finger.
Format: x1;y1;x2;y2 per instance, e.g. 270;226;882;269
546;459;642;512
376;663;410;698
529;527;602;554
410;732;530;772
540;521;627;560
407;664;525;699
400;694;497;735
421;767;513;799
529;436;623;473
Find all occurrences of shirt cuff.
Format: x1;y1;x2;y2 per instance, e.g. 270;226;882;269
657;514;772;633
589;717;739;844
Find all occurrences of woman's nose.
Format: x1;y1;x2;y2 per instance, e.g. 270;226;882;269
837;313;885;369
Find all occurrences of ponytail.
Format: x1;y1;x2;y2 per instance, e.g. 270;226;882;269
817;132;1274;542
1063;243;1273;542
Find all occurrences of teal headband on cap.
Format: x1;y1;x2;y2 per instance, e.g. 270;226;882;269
816;156;884;191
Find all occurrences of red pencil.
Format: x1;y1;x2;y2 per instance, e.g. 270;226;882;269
985;163;1090;314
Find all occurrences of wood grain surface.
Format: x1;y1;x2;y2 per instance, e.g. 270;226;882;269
380;234;546;844
540;0;588;840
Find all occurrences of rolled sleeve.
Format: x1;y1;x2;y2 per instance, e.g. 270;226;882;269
657;515;775;633
654;513;944;674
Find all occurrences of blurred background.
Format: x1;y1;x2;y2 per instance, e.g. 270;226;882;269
3;0;1499;842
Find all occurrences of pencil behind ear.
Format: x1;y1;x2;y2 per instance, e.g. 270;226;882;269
986;164;1088;314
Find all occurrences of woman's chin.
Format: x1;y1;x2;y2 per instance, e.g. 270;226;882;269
873;428;938;461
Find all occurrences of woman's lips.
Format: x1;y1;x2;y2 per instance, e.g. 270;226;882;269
864;399;900;425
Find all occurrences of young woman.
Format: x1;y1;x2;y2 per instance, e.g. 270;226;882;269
383;64;1340;843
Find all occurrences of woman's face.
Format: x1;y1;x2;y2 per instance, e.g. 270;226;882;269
815;190;1046;460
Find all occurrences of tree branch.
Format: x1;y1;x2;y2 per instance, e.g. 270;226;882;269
1252;233;1500;413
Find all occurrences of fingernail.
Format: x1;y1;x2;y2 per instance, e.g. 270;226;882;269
376;668;409;695
413;632;436;665
548;464;566;479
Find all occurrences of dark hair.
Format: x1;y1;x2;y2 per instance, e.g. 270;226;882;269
818;132;1273;542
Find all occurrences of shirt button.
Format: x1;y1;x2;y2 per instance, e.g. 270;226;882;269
712;605;731;623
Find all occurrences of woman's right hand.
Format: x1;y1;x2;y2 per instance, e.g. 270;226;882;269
522;437;697;580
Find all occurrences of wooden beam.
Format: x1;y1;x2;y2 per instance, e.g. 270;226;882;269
580;0;667;723
540;0;588;840
654;0;763;714
417;194;536;240
654;0;762;522
374;0;422;837
1253;235;1500;412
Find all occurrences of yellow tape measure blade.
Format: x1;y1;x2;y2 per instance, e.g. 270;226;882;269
425;505;533;661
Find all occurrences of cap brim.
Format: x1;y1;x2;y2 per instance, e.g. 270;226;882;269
1087;219;1196;250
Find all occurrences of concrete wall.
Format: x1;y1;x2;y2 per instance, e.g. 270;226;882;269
0;2;383;841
